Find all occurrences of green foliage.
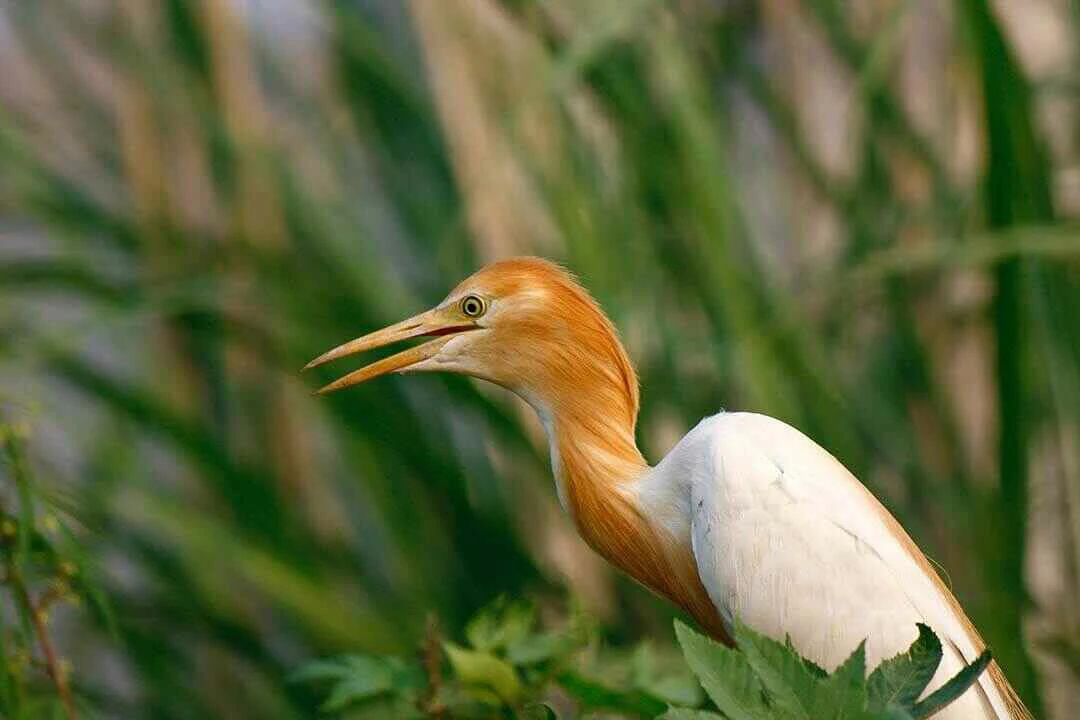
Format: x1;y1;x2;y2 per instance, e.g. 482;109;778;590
443;644;524;705
671;620;990;720
0;419;113;719
866;625;941;711
292;655;425;715
295;597;690;718
296;599;990;719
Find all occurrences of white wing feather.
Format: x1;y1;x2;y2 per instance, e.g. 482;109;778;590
677;412;1009;719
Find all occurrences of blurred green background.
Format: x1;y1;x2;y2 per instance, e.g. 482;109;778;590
1;0;1079;717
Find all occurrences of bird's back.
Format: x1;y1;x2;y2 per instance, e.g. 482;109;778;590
671;412;1028;719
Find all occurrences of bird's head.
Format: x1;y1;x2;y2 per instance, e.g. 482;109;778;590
306;257;639;425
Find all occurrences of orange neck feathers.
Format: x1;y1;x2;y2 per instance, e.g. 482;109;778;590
485;261;727;639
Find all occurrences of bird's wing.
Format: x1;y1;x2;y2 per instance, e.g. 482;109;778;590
687;412;1019;719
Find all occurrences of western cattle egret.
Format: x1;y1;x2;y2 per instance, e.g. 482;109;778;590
306;257;1030;719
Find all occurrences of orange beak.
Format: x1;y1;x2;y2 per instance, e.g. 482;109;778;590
304;307;476;395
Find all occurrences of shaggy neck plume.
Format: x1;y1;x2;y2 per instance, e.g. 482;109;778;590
543;381;647;525
520;302;729;641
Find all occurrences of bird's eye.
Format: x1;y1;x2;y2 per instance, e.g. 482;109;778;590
460;294;487;318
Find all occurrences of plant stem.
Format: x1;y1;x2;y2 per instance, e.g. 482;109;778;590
7;567;77;720
420;615;446;719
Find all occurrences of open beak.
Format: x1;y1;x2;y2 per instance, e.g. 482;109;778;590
304;308;475;395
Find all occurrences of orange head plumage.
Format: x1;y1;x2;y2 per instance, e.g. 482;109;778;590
305;257;639;431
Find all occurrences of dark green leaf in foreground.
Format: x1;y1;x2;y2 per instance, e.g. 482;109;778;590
910;650;992;719
786;636;827;679
867;624;942;712
675;619;990;720
674;620;771;720
733;620;819;719
808;640;869;718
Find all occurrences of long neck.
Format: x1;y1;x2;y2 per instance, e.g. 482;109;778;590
528;383;729;640
548;398;647;541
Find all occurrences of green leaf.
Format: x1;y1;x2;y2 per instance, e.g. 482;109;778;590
465;597;536;652
430;683;504;715
910;651;991;719
674;620;770;720
444;642;523;704
829;641;867;689
320;673;394;712
291;655;399;712
733;620;816;719
786;636;827;679
292;655;386;683
867;624;942;712
506;630;570;666
810;641;869;719
292;654;425;715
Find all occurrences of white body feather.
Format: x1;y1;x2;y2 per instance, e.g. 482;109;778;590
634;412;1011;719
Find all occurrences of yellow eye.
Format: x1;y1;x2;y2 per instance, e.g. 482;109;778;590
461;294;486;318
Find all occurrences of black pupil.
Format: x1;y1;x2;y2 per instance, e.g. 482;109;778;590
465;298;481;315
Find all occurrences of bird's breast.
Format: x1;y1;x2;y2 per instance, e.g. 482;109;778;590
627;469;731;642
